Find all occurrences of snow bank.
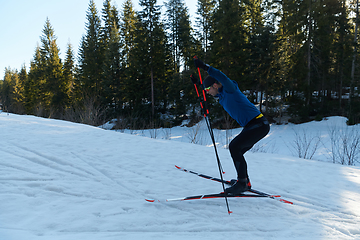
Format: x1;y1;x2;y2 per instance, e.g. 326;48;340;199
0;113;359;239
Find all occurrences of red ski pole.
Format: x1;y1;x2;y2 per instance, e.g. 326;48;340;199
191;56;232;214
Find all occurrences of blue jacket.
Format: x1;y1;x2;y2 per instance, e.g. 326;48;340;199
208;66;261;127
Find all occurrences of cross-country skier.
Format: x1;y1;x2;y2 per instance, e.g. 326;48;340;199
193;58;270;194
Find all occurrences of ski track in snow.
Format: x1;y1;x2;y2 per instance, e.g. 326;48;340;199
0;113;360;240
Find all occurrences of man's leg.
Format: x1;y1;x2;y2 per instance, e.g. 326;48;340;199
226;124;269;193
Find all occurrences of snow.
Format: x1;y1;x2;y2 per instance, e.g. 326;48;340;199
112;116;357;164
1;113;360;240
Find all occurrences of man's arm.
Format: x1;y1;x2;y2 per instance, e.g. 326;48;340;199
208;66;237;93
194;57;237;93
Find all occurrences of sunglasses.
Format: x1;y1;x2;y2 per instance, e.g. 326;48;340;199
205;86;212;92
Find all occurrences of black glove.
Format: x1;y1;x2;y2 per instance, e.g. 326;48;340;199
190;74;199;84
194;58;209;71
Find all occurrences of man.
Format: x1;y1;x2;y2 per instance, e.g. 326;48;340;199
194;58;270;194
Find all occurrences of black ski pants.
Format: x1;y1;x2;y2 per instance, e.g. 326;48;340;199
229;117;270;180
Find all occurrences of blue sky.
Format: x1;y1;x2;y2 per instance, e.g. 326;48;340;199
0;0;197;78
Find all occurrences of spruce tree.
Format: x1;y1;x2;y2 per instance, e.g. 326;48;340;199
177;6;196;70
277;0;354;121
63;42;75;105
26;45;43;114
210;0;247;80
165;0;183;71
349;0;360;124
136;0;170;120
13;64;27;113
245;0;277;111
165;0;194;71
39;18;66;116
314;0;352;116
1;68;18;112
120;0;137;67
78;0;103;100
101;0;122;117
1;67;26;114
195;0;216;61
102;0;120;40
119;0;139;117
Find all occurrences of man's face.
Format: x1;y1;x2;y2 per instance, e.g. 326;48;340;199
206;83;220;96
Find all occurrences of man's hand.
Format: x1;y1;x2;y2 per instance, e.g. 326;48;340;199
194;58;209;71
190;74;199;84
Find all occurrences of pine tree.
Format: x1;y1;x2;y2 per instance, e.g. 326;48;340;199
101;0;122;117
119;0;139;118
165;0;183;71
245;0;278;111
195;0;216;61
63;42;75;105
26;44;43;114
1;68;18;112
13;64;27;113
136;0;170;120
120;0;137;67
102;0;120;39
165;0;195;71
39;18;66;116
1;67;26;113
178;6;196;70
139;0;161;119
250;25;277;113
210;0;248;80
78;0;103;100
277;0;354;121
349;0;360;124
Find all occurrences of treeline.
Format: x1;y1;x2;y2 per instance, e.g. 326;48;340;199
1;0;360;127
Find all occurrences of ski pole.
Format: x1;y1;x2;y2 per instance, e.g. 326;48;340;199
192;56;225;173
192;56;232;214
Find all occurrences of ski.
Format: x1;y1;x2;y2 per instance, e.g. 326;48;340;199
175;165;293;205
175;165;233;185
145;192;270;203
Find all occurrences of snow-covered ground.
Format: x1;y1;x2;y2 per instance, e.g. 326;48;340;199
1;113;360;239
110;116;359;165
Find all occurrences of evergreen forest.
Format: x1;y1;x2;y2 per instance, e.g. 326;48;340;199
1;0;360;128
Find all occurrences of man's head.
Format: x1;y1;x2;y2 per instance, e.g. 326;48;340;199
203;76;221;96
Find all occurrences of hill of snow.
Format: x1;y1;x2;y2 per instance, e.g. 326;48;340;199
1;113;360;239
111;116;359;164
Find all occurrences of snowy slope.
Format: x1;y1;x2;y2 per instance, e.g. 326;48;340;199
116;116;357;164
1;113;360;240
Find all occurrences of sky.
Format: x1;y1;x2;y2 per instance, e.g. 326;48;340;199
0;0;197;78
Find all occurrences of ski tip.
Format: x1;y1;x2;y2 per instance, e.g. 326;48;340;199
270;195;293;204
280;199;294;204
270;195;281;198
145;199;156;202
175;165;181;169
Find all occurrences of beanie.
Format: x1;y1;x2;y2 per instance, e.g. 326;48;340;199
203;76;218;88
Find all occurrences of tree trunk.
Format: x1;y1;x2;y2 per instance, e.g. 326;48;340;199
306;0;312;108
350;0;359;118
151;67;154;120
